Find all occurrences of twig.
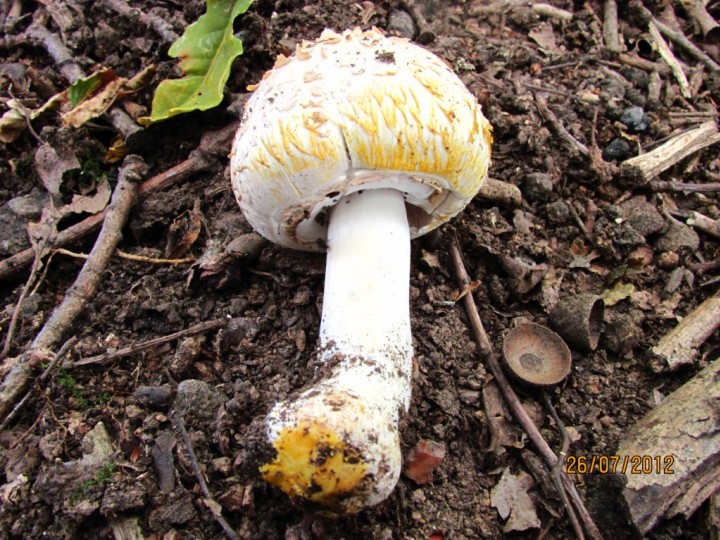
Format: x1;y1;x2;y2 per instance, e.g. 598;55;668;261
603;0;622;53
0;234;48;361
54;247;195;265
681;0;720;42
398;0;435;44
0;121;238;281
630;0;720;72
649;179;720;193
532;3;573;21
24;18;83;83
620;121;720;184
651;288;720;370
0;336;77;432
648;22;692;98
72;319;226;367
617;53;672;74
0;156;146;422
686;211;720;239
169;410;239;540
449;240;602;540
541;390;581;540
533;91;589;156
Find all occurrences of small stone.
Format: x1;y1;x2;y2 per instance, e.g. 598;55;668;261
7;188;47;218
657;251;680;269
545;200;571;224
603;138;632;161
655;219;700;252
619;197;665;236
620;106;650;132
387;10;416;39
134;385;174;408
173;379;225;429
523;172;554;203
291;287;311;306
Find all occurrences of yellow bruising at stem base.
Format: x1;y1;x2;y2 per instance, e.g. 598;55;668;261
260;419;368;508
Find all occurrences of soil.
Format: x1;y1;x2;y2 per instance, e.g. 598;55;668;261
1;1;719;539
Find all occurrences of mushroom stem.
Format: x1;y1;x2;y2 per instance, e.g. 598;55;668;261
261;188;413;512
320;187;412;409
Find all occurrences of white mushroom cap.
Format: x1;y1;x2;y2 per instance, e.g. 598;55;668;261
230;27;492;251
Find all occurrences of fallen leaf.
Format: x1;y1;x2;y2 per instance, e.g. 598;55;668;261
601;281;635;306
62;178;111;216
165;201;204;258
0;101;27;143
62;65;155;128
490;468;541;533
140;0;253;125
0;93;67;143
34;142;81;197
529;21;560;56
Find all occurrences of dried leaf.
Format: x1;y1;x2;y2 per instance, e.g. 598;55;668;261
528;21;560;56
62;66;155;128
165;202;203;258
34;142;81;197
140;0;253;125
491;468;541;532
601;281;635;306
0;101;27;143
62;178;111;216
0;93;66;143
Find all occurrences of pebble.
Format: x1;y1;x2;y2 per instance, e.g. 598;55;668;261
620;106;650;132
545;200;571;224
173;379;225;429
387;10;416;39
655;219;700;252
619;197;665;236
603;137;632;161
134;385;174;408
523;172;554;202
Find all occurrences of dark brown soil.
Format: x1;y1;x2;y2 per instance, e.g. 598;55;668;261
1;1;719;539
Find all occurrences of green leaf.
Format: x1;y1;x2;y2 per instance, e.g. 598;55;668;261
140;0;253;125
68;69;115;107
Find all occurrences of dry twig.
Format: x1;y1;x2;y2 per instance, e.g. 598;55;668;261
648;21;692;98
686;211;720;239
0;156;146;422
651;288;720;370
71;319;226;367
620;121;720;184
170;410;239;540
649;179;720;193
602;0;622;53
630;0;720;72
0;336;77;432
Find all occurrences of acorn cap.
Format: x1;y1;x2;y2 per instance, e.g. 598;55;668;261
502;323;572;387
230;27;493;251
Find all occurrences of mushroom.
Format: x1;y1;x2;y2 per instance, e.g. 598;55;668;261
230;27;492;513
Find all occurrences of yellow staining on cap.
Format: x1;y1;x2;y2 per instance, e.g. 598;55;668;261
260;420;368;506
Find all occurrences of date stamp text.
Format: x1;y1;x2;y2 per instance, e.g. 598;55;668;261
565;455;675;475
